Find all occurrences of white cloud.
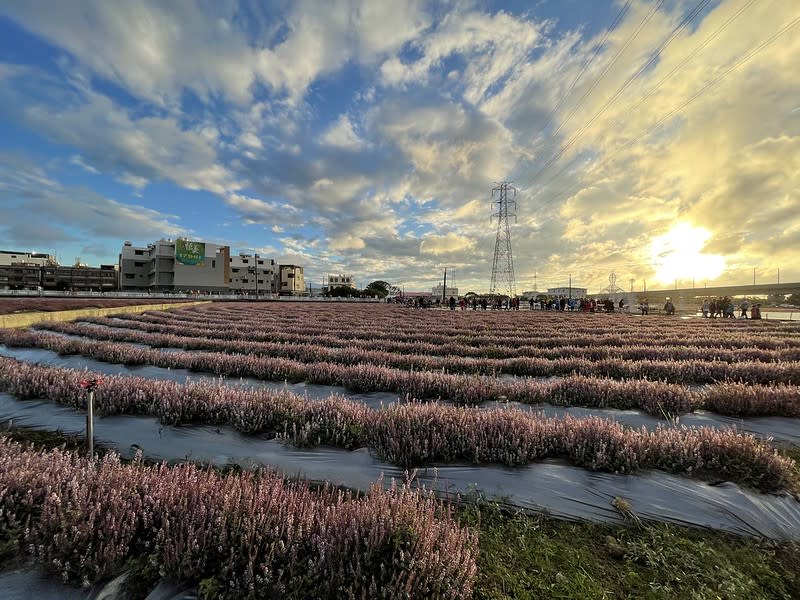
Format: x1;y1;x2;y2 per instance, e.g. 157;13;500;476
69;154;99;174
320;114;367;150
420;232;476;256
0;153;184;247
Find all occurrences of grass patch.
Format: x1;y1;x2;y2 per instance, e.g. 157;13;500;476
1;425;87;453
462;503;800;599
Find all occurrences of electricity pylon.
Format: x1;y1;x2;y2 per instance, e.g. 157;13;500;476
489;182;517;298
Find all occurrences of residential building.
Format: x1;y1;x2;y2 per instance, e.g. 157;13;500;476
41;264;118;292
0;251;57;290
327;274;355;289
229;253;277;295
119;242;152;290
0;263;42;290
119;238;230;292
279;265;304;296
0;250;56;267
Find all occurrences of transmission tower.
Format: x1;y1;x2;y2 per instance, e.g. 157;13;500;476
489;182;518;298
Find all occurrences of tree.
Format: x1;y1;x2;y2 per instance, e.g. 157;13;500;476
364;281;400;298
327;285;359;298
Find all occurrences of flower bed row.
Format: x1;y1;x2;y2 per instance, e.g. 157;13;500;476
0;358;796;492
164;301;800;335
0;439;476;597
5;327;800;388
123;308;800;350
72;317;800;363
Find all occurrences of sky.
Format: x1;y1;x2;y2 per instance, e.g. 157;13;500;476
0;0;798;294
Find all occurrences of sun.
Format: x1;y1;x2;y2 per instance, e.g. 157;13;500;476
650;223;725;285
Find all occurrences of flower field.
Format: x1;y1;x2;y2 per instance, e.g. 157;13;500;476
1;301;799;593
0;439;476;596
0;357;793;490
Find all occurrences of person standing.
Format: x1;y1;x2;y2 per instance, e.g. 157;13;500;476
751;303;762;319
740;299;750;319
702;300;710;317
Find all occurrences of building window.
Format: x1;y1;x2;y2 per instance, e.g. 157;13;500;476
134;262;145;267
134;250;145;255
232;268;239;273
212;259;216;268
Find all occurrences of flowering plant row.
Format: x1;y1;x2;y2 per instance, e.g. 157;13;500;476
122;307;800;351
73;317;800;363
0;439;477;597
0;358;796;492
8;326;800;387
167;302;800;335
170;301;800;336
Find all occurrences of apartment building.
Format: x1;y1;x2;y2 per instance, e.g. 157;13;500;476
0;251;117;291
326;274;355;289
119;239;230;292
229;254;277;295
279;264;304;296
41;264;118;292
0;263;42;290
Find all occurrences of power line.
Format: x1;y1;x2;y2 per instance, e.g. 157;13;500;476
526;0;712;189
536;8;800;207
533;1;632;143
518;0;664;191
550;0;665;141
621;0;758;120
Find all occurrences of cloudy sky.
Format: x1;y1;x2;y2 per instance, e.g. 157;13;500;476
0;0;798;294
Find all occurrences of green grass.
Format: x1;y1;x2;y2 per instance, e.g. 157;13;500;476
0;425;87;452
462;503;800;600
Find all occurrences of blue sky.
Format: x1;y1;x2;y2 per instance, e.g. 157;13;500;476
1;0;798;293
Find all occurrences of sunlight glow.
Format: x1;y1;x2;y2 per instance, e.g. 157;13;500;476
650;223;725;285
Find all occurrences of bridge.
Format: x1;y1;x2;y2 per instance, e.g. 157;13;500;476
595;282;800;312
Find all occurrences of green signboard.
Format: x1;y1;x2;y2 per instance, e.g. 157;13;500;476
175;239;206;266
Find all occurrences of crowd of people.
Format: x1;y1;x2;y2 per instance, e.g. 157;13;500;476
400;293;765;319
701;297;761;319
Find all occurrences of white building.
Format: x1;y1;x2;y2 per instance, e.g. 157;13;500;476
327;274;355;288
279;265;305;296
547;286;588;298
0;250;56;267
432;284;459;299
229;254;277;295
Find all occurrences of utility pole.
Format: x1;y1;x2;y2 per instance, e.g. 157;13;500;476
254;253;260;300
489;182;518;298
80;378;103;456
629;278;634;294
442;267;447;303
568;273;572;300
